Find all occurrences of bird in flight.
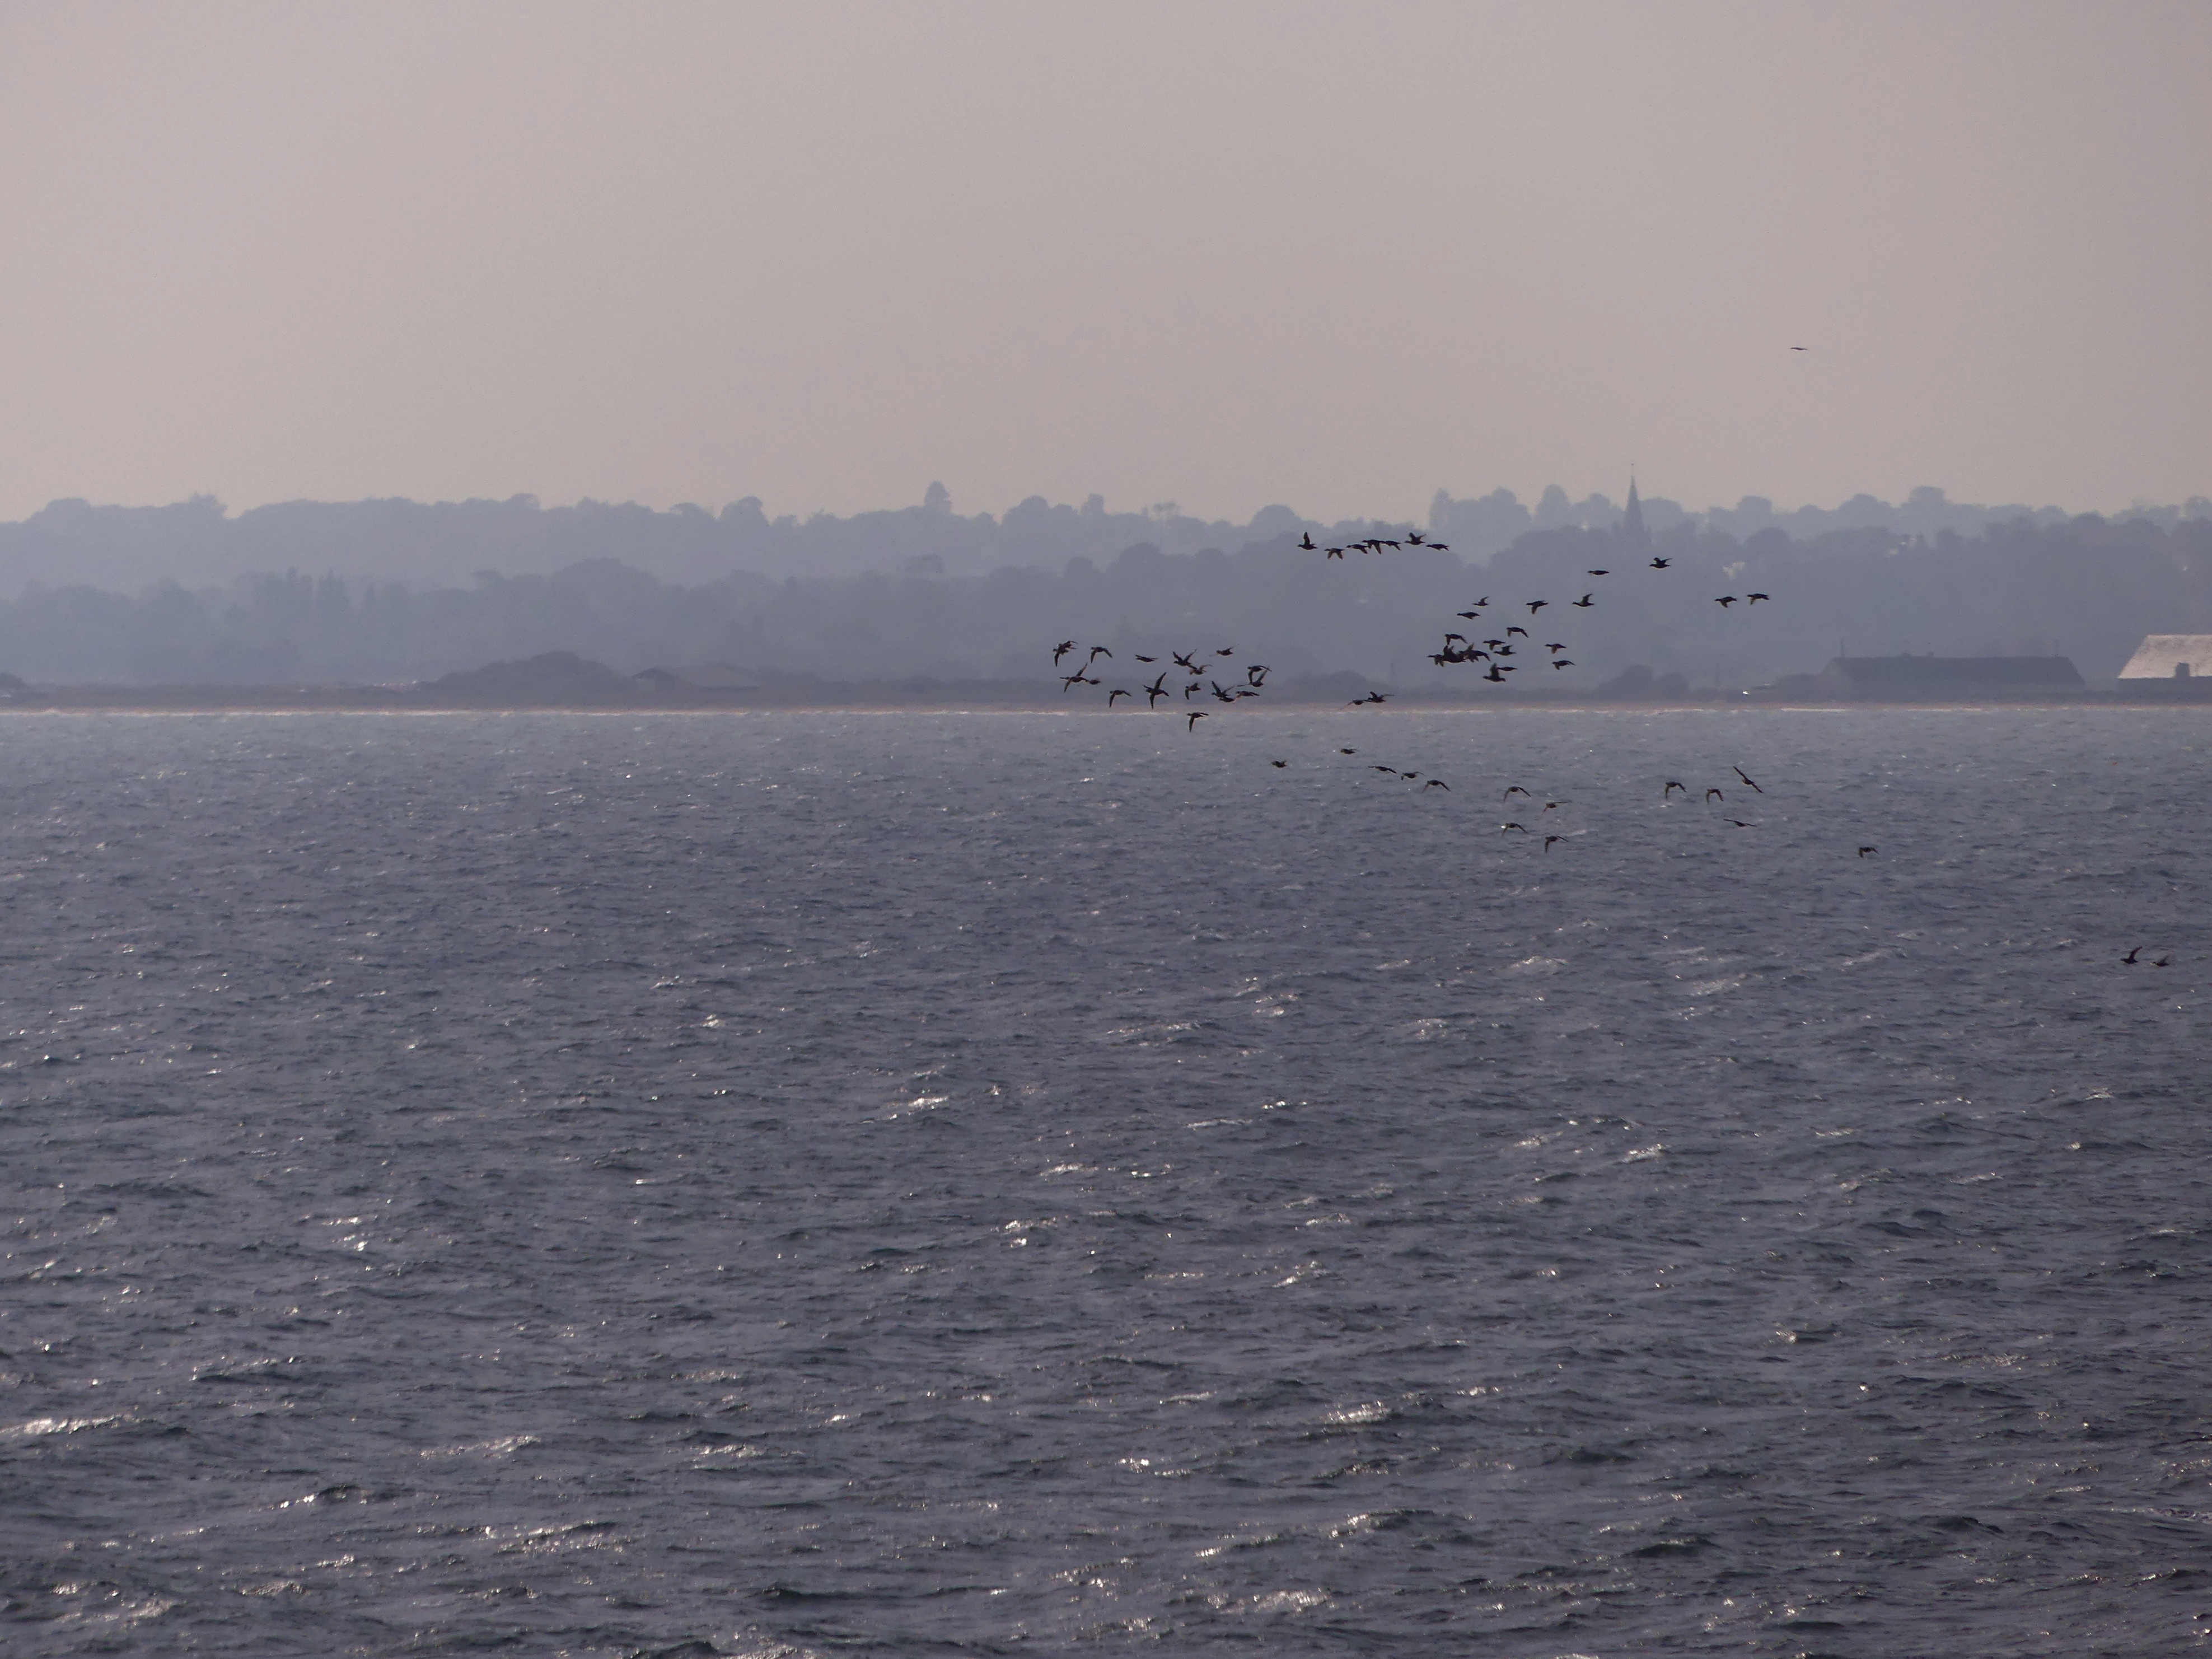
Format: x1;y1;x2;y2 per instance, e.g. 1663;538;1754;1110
1715;595;1738;607
1424;779;1449;790
1504;785;1531;801
1859;846;1879;858
1552;658;1574;669
1299;531;1316;550
1506;625;1528;638
1705;787;1725;803
1270;759;1288;768
1325;545;1345;559
1144;674;1169;707
1544;834;1565;852
1053;639;1077;664
1733;767;1763;793
1372;765;1399;775
1790;345;1808;351
2154;955;2173;967
1587;569;1610;576
1746;592;1769;604
1186;712;1208;731
1500;821;1530;835
1573;593;1594;608
1106;688;1130;706
1061;671;1097;691
1350;691;1390;705
1339;747;1356;755
1664;781;1687;797
1217;647;1236;657
1650;557;1671;569
1172;652;1199;672
1133;653;1157;663
1527;600;1549;614
1726;819;1758;828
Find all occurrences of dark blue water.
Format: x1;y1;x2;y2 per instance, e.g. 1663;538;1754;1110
3;709;2208;1656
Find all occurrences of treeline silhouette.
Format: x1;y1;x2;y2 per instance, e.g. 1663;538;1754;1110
1;512;2206;688
8;482;2202;592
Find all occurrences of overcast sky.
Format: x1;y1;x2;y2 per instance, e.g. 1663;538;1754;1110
2;1;2205;526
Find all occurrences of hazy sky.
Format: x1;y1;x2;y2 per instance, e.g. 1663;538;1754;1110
2;1;2206;526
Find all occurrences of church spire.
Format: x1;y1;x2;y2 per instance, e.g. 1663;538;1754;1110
1621;467;1649;550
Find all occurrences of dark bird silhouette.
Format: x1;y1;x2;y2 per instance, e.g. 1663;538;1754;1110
1859;846;1878;857
1246;664;1271;684
1504;785;1531;801
1424;778;1449;789
1500;821;1530;834
1134;653;1157;663
1299;531;1316;550
1211;682;1236;703
1401;772;1420;782
1664;781;1687;796
1507;625;1528;638
1552;658;1574;669
1444;633;1469;647
1484;666;1507;682
1457;610;1484;620
1217;647;1236;657
1727;819;1757;828
1650;557;1671;569
1733;767;1763;793
1372;765;1399;775
1406;529;1426;545
2153;955;2172;967
1587;568;1610;576
1573;593;1594;607
1351;691;1390;705
1271;759;1288;768
1186;712;1208;731
1172;651;1199;672
1527;600;1549;614
1715;595;1738;607
1061;672;1096;691
1106;688;1130;706
1430;540;1450;550
1184;683;1201;701
1546;642;1566;653
1705;787;1725;803
1790;345;1808;351
1470;596;1491;608
1053;639;1077;664
1746;592;1769;603
1325;546;1345;559
1339;747;1356;755
1144;673;1169;707
1542;800;1566;811
1544;834;1565;852
2123;945;2141;962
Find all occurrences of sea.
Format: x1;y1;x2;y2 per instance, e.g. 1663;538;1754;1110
2;707;2208;1657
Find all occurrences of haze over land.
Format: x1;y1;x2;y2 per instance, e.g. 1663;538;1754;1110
1;484;2204;688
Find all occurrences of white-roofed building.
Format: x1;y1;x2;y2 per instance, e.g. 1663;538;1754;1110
2118;635;2212;679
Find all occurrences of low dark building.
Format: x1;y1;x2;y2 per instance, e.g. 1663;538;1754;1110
1760;653;2085;700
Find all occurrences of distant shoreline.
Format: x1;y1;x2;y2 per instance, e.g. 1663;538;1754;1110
4;685;2210;715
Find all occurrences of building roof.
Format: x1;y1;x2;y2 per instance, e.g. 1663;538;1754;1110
2118;635;2212;679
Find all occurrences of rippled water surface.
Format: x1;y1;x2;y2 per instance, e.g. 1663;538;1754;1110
3;708;2210;1656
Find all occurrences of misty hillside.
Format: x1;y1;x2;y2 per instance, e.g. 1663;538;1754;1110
1;511;2206;689
6;484;2200;594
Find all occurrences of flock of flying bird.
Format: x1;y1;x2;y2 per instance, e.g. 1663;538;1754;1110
1046;529;1794;842
1044;530;2181;962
